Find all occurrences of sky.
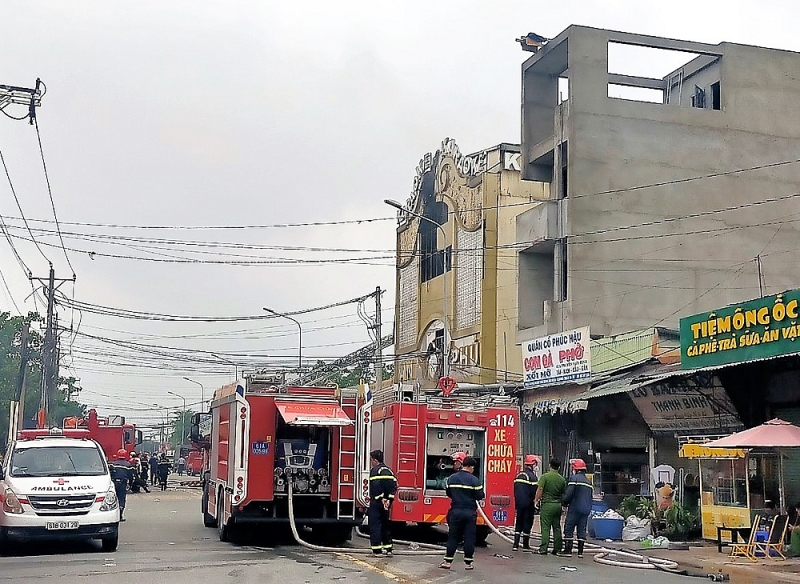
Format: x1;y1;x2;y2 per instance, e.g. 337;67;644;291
1;1;798;434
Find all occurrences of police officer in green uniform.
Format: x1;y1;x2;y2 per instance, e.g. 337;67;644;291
534;457;566;555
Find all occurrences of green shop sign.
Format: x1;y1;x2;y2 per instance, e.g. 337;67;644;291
680;289;800;369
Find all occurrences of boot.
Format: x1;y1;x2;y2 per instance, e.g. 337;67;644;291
577;539;585;558
512;533;521;551
522;534;531;551
557;540;573;557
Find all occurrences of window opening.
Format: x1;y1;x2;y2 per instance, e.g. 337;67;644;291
711;82;721;110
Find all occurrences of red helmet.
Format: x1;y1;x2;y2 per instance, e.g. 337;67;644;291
451;452;467;464
524;454;540;466
571;458;587;471
116;449;129;460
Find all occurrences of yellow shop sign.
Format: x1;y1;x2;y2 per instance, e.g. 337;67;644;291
679;444;747;459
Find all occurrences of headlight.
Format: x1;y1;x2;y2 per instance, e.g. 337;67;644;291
100;486;118;512
2;488;24;514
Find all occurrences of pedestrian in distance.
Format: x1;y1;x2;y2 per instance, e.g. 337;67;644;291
368;449;397;557
559;459;592;558
157;453;172;491
512;454;539;552
149;453;159;486
140;452;150;484
109;449;134;522
440;456;485;571
177;455;186;475
534;457;567;555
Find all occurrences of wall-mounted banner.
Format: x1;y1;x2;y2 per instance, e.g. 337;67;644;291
523;326;591;389
680;289;800;369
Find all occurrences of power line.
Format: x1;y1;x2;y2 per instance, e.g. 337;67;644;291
0;148;49;265
33;115;75;277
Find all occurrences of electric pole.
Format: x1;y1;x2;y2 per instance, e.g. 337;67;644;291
374;286;382;391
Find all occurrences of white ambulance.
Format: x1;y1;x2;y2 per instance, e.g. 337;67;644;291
0;429;120;551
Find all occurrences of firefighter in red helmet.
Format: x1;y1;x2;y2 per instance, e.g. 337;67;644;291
109;449;134;521
559;458;592;558
512;454;539;551
451;451;466;471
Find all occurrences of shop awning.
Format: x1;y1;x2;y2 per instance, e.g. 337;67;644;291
275;401;352;426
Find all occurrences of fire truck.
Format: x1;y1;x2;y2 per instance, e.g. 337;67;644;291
62;409;142;461
195;378;371;543
370;385;520;543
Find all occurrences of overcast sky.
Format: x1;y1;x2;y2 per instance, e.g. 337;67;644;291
1;1;797;433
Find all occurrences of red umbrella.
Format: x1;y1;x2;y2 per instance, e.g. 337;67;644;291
705;419;800;448
706;419;800;512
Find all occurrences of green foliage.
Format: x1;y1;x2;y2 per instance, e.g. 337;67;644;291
663;501;699;536
618;495;656;520
169;409;197;449
0;311;85;443
311;360;393;388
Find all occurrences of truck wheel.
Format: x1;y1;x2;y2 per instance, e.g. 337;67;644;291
202;485;217;528
101;531;119;552
217;494;230;542
475;525;491;547
320;525;353;545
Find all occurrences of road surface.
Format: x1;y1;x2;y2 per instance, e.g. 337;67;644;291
0;486;693;583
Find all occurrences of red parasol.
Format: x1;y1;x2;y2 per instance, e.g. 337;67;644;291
706;419;800;512
705;419;800;448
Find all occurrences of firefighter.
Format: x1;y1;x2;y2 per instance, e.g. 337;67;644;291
109;449;134;521
140;452;150;484
560;459;592;558
129;454;151;493
440;456;485;571
149;453;159;485
451;451;466;472
157;453;172;491
512;454;539;552
368;449;397;556
534;457;566;555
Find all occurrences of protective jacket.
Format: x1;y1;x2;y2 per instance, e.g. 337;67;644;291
562;472;593;515
513;468;538;509
368;463;397;504
109;459;133;487
446;470;485;512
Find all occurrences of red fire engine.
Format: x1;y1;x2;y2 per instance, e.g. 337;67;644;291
61;409;141;460
196;378;371;543
369;386;520;543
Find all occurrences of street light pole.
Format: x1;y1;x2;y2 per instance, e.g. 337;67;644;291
385;198;450;378
263;308;302;370
208;353;239;381
166;391;187;447
183;377;205;410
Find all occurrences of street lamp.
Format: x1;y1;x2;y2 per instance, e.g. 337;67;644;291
384;198;450;378
183;377;205;410
208;353;239;381
166;391;187;447
263;308;302;369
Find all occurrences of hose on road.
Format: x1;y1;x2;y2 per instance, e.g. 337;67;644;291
476;504;681;572
286;482;443;555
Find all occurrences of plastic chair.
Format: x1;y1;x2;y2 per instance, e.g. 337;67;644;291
729;514;761;561
754;514;789;560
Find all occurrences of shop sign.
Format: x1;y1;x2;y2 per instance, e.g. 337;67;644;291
680;289;800;369
522;327;591;389
630;379;742;433
679;444;746;459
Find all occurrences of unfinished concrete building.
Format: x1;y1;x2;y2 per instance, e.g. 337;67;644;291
516;25;800;342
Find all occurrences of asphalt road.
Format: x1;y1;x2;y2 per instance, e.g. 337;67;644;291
0;483;695;584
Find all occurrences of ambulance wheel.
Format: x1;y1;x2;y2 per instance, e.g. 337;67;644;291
217;495;230;542
475;525;491;547
202;486;217;528
101;530;119;552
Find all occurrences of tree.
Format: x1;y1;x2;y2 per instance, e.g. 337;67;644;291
0;311;85;444
168;409;196;450
310;359;393;388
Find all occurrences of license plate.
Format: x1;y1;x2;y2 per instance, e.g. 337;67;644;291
45;521;79;530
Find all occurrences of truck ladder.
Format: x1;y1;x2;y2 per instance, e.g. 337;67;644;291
336;390;358;519
396;403;420;488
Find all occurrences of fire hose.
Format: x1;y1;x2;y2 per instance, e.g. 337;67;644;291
286;482;443;555
287;483;683;570
476;505;682;572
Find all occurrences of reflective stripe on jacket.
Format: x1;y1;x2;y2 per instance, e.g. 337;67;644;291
369;463;397;502
514;468;538;509
446;470;485;512
562;472;593;515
